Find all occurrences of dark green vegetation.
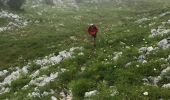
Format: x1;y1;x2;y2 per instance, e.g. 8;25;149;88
0;0;170;100
0;0;25;10
7;0;25;10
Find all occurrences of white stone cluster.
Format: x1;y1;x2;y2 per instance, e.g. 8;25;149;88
158;38;170;49
150;19;170;37
25;47;83;98
143;91;148;96
35;47;83;66
110;86;118;96
138;46;154;63
162;83;170;88
51;96;57;100
29;72;58;87
85;90;98;97
30;47;83;79
144;66;170;86
0;10;28;33
150;28;170;37
60;90;72;100
0;70;8;77
138;38;170;63
0;47;83;96
0;10;20;19
0;87;10;95
28;87;55;98
84;86;118;98
135;18;150;24
0;65;29;94
135;12;170;38
113;52;122;61
139;46;154;54
159;11;170;17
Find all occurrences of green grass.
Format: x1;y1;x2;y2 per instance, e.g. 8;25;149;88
0;18;9;26
0;1;170;100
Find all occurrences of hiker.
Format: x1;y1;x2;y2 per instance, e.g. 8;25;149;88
88;24;98;47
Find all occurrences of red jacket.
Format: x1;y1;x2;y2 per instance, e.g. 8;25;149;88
88;25;98;38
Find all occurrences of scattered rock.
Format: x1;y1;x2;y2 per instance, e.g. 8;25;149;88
139;46;154;54
143;92;149;96
30;70;40;79
0;87;10;95
142;78;149;84
158;38;170;49
159;12;170;17
125;46;130;49
78;52;84;56
110;86;118;96
35;47;83;66
70;36;77;41
60;90;72;100
167;55;170;62
0;65;29;86
160;67;170;76
0;10;28;33
85;90;98;97
146;66;170;86
28;87;41;98
150;19;170;37
0;47;83;95
162;83;170;88
29;72;58;87
125;62;132;67
136;65;140;68
51;96;57;100
147;46;154;52
0;70;8;77
135;18;150;23
139;47;147;53
113;52;122;61
28;88;55;98
138;55;146;63
81;67;86;71
154;68;157;71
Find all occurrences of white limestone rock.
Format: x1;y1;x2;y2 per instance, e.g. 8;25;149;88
158;39;170;49
85;90;98;97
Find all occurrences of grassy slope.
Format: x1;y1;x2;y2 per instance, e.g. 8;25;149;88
0;1;170;100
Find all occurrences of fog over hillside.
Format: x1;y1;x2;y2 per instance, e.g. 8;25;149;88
0;0;170;100
0;0;170;10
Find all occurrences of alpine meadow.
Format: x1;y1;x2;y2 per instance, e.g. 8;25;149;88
0;0;170;100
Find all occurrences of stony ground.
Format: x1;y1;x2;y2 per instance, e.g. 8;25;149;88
0;1;170;100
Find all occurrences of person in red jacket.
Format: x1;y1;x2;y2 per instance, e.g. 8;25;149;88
88;24;98;47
